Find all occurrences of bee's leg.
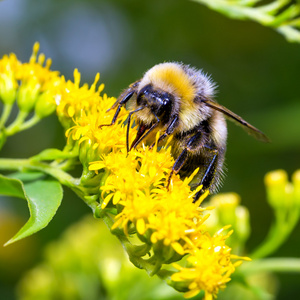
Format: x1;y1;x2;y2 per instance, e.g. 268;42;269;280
193;147;218;203
107;80;140;112
166;131;203;189
99;90;135;128
166;148;188;188
149;115;179;149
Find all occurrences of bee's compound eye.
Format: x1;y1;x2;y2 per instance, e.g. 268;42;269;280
136;93;143;105
162;94;172;107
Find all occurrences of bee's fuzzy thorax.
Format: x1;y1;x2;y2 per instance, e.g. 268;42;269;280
139;62;198;104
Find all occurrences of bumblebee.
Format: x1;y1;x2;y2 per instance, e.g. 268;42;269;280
101;62;269;201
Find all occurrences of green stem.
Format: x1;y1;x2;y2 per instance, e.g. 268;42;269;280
19;114;41;131
250;224;284;259
238;258;300;275
5;110;28;136
0;158;75;185
0;157;97;211
250;207;299;259
0;103;13;128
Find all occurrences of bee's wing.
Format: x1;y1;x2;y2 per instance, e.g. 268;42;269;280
202;99;270;143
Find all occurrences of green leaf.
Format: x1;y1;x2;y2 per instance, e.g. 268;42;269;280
0;174;26;198
193;0;300;43
0;175;63;246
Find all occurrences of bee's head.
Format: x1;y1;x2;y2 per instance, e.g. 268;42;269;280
137;84;173;121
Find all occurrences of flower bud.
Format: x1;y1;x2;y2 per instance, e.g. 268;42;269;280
0;72;17;105
17;80;40;113
235;206;250;243
210;193;240;227
264;170;291;209
35;92;56;119
78;139;102;173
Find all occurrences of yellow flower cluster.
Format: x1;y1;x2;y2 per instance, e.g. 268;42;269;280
0;43;61;137
56;69;248;299
172;227;249;299
56;70;104;124
57;71;129;166
91;143;205;252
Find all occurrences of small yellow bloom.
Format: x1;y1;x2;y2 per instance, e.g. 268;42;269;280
15;42;60;113
56;69;111;127
0;53;20;104
172;227;245;300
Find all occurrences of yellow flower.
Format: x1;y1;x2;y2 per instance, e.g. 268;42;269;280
56;69;119;127
0;42;61;139
66;105;129;160
0;53;20;104
96;143;173;210
17;42;60;89
56;67;131;164
147;175;207;256
172;227;249;299
15;42;60;113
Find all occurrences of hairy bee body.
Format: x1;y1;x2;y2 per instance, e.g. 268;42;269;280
103;62;268;200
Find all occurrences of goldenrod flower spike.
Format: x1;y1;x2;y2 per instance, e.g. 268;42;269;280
57;75;251;298
76;93;248;298
0;43;253;299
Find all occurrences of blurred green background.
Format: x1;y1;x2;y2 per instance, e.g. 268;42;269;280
0;0;299;299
